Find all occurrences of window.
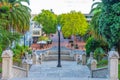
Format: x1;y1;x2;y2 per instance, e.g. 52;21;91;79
33;31;40;35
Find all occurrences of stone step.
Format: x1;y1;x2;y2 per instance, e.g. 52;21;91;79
10;78;108;80
44;55;74;61
48;51;71;55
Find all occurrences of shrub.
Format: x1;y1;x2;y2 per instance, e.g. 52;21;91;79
94;47;105;61
0;67;2;73
97;60;108;68
38;36;49;41
118;63;120;80
0;46;3;63
85;37;100;56
12;44;30;64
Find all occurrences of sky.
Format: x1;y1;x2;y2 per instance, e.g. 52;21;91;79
28;0;99;14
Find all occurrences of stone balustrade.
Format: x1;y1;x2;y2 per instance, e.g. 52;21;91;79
1;50;30;80
74;52;86;65
92;67;108;78
12;66;27;78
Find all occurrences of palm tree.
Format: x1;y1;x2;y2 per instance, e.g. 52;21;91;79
88;0;109;52
90;0;102;15
0;0;31;49
0;0;31;33
89;0;104;41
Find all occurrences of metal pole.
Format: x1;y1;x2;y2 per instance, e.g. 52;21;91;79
24;35;25;47
57;31;61;67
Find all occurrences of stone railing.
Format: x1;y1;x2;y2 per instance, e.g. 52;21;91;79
12;66;27;78
1;50;31;80
74;52;86;65
87;50;119;80
91;67;108;78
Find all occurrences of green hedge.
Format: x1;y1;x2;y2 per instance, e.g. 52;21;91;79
0;67;2;73
97;60;108;68
118;64;120;80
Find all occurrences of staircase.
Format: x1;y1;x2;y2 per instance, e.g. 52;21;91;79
11;61;108;80
43;50;74;61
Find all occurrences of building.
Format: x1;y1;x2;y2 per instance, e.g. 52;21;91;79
30;14;43;43
84;14;93;23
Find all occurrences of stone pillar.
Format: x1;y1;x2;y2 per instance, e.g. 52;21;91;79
25;52;28;60
2;50;13;79
82;53;86;65
32;52;38;64
108;50;119;80
76;54;80;61
38;54;42;64
91;59;97;70
42;54;45;61
22;62;30;77
87;52;94;65
77;54;82;64
73;54;77;61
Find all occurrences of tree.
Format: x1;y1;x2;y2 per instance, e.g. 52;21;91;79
0;26;21;50
89;0;103;40
0;0;31;50
34;9;57;34
59;11;88;38
88;0;109;53
98;0;120;49
85;37;100;56
0;0;31;33
90;0;102;14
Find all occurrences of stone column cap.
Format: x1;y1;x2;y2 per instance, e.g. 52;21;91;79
32;52;39;58
32;52;37;55
91;59;97;64
82;52;86;55
2;50;13;58
109;51;119;59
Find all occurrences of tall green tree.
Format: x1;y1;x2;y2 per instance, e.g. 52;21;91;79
98;0;120;49
0;0;31;50
34;9;57;34
60;11;88;38
0;0;31;33
89;0;103;41
90;0;102;14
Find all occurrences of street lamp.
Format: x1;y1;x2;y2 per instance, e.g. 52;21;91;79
57;24;62;67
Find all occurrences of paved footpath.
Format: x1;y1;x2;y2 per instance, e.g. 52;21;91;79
11;61;108;80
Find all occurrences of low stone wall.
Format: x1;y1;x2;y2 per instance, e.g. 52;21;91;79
91;67;108;78
12;66;27;78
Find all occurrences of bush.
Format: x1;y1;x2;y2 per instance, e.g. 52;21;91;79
97;60;108;68
0;47;3;63
118;64;120;80
85;37;100;56
38;36;49;41
0;67;2;73
94;47;105;61
12;44;30;64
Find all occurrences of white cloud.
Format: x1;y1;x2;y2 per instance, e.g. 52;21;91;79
29;0;94;14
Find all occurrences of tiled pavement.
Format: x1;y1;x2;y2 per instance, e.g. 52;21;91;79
28;61;90;78
11;61;108;80
31;32;86;50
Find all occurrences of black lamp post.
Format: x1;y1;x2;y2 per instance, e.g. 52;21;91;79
57;24;62;67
